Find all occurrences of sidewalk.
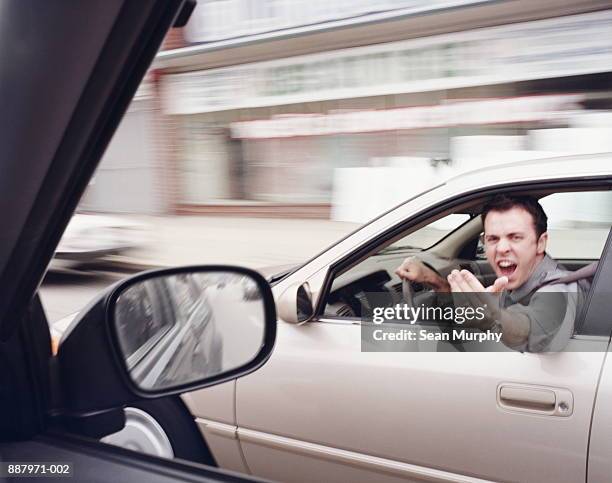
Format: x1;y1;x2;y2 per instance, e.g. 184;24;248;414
111;215;361;271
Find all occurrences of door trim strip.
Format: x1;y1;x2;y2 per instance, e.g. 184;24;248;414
194;418;237;440
237;427;491;483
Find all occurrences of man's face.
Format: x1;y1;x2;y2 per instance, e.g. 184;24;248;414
483;206;547;290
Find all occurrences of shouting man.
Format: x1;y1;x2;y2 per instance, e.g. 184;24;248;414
395;194;586;352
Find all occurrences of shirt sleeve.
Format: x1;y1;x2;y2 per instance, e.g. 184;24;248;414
505;284;577;353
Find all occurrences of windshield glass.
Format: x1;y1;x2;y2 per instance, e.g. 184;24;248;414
380;213;472;253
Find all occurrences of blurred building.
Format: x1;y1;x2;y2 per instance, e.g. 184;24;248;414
81;0;612;219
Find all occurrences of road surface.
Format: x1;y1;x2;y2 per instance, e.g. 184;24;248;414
40;265;137;323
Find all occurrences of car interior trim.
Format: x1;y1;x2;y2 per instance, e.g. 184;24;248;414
31;432;255;483
0;0;186;340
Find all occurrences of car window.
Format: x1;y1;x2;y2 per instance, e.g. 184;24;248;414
475;191;612;261
323;189;612;335
540;191;612;259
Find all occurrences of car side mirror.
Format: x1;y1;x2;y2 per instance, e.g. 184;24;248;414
277;282;314;324
55;266;276;415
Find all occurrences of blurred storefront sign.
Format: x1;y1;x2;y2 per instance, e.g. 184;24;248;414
230;94;584;139
163;10;611;114
185;0;490;44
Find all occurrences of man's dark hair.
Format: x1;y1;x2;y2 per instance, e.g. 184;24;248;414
481;194;548;237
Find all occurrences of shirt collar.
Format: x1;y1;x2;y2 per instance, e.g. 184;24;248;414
504;253;558;304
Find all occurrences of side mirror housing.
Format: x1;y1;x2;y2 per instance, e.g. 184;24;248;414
277;282;314;324
55;265;276;416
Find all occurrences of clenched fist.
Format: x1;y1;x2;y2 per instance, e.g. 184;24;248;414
395;257;450;292
395;256;429;282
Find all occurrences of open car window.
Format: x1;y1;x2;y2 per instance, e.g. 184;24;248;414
540;191;611;260
323;188;612;327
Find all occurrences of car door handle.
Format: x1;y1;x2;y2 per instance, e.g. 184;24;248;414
497;384;573;416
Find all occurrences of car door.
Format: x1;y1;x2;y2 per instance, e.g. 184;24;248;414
0;1;262;482
235;185;612;483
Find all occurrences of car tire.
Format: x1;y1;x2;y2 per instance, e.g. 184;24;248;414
101;396;217;466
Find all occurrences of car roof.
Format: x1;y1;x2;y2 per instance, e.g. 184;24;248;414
445;152;612;192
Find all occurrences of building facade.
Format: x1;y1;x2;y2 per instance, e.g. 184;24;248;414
84;0;612;219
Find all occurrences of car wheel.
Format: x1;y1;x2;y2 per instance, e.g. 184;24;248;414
101;396;216;466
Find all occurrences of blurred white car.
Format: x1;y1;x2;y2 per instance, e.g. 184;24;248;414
50;214;148;270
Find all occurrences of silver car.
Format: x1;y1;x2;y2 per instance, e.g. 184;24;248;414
185;154;612;483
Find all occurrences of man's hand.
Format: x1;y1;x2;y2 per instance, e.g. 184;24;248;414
395;257;428;282
447;269;505;325
487;276;509;293
447;269;508;293
447;269;529;346
395;257;450;292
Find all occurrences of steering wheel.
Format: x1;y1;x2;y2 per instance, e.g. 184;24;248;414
400;260;444;308
402;279;415;307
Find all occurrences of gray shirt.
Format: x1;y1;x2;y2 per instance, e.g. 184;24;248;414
500;254;583;353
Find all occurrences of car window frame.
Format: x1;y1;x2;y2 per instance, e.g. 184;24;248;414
576;228;612;337
0;0;189;438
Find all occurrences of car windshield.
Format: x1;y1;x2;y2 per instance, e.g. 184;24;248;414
378;213;472;253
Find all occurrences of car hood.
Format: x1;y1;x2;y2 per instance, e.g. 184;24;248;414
257;263;298;281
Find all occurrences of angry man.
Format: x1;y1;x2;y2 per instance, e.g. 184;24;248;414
395;194;587;352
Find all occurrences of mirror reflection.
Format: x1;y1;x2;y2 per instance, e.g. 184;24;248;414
114;271;266;391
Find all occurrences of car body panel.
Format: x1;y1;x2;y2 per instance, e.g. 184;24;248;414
236;322;606;482
183;382;246;472
193;417;250;475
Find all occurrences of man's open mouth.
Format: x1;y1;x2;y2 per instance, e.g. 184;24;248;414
497;259;517;277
